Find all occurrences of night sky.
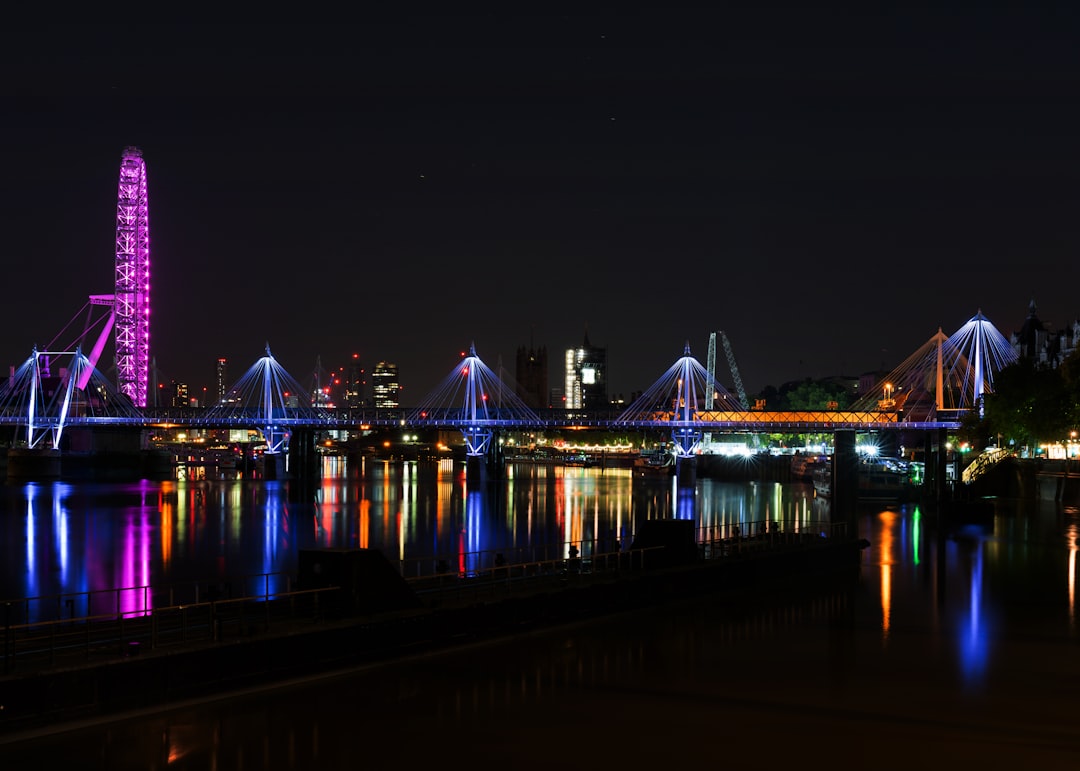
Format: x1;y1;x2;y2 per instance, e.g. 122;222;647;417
3;10;1079;403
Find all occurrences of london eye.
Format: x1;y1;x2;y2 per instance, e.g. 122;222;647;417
113;146;150;407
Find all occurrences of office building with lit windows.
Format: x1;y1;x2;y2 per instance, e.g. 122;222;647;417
563;332;607;410
372;361;400;408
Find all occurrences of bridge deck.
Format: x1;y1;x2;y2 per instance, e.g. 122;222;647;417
0;409;961;431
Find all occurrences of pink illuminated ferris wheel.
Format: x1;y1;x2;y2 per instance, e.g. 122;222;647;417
113;146;150;407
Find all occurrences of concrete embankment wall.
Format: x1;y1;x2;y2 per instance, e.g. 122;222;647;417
968;457;1080;504
1034;460;1080;504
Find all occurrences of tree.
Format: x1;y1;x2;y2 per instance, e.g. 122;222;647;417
783;379;852;410
976;360;1072;451
1058;347;1080;430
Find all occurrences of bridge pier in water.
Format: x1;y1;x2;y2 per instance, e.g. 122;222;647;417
5;427;171;483
474;440;509;486
262;453;285;480
924;427;951;502
832;430;858;534
5;448;61;481
287;428;321;500
676;455;697;485
466;454;489;486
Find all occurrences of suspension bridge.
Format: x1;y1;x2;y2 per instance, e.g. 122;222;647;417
0;319;1016;455
0;147;1020;467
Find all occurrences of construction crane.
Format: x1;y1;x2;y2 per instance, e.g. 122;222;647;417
721;332;750;410
707;331;749;410
706;331;758;452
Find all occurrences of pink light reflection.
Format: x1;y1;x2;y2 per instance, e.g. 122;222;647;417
119;510;153;618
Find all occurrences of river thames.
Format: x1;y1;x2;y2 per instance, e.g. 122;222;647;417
3;456;1080;768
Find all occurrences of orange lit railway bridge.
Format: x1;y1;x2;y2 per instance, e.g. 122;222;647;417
1;311;1015;469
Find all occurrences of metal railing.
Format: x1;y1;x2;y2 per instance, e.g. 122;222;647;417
399;538;625;581
403;546;665;606
400;519;845;603
1;575;337;676
961;447;1013;484
695;519;846;559
1;572;299;627
398;520;843;577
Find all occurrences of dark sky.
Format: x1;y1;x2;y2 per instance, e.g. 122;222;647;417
3;9;1080;402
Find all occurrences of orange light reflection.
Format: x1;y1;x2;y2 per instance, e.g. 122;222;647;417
878;510;896;641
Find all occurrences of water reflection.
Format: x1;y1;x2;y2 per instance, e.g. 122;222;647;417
1069;520;1079;629
6;467;1080;764
3;461;829;620
878;509;896;641
3;459;1078;689
945;527;992;684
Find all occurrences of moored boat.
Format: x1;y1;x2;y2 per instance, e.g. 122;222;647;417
791;453;829;480
634;451;675;478
564;453;598;467
859;456;922;501
811;456;922;502
812;466;831;497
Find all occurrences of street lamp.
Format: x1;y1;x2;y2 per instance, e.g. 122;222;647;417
880;382;895;411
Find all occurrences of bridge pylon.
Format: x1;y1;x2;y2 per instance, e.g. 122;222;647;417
408;344;542;481
0;346;142;451
616;341;739;459
848;310;1018;420
204;345;332;464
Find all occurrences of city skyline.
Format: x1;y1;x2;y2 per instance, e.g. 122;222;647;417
165;298;1065;411
4;11;1080;399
